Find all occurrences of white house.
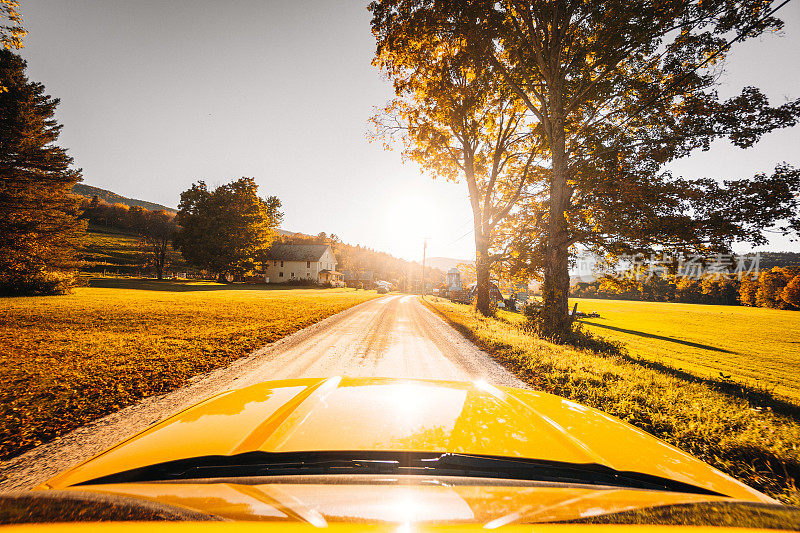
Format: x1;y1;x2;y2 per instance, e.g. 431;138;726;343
264;244;344;286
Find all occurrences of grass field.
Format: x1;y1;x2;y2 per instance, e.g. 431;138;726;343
424;297;800;504
0;279;380;460
571;299;800;403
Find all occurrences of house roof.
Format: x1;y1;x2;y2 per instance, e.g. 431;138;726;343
265;244;331;262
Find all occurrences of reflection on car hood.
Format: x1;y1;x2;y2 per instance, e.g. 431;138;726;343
42;377;770;506
58;478;748;524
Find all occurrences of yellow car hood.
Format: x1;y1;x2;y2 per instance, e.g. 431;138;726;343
42;377;769;505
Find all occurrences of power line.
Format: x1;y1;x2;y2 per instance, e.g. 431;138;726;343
446;227;475;246
452;216;475;233
436;216;476;247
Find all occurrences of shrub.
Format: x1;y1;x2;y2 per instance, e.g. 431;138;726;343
0;271;77;296
284;278;318;286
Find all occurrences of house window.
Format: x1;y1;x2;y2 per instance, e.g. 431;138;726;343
291;272;295;278
307;261;310;268
280;261;284;267
273;260;277;266
279;272;283;277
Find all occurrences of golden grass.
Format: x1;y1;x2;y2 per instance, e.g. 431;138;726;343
0;279;380;459
424;297;800;504
570;298;800;403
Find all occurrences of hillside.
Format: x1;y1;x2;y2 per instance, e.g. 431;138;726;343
77;224;186;275
752;251;800;269
72;183;175;212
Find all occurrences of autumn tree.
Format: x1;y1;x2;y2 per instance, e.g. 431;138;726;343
370;0;800;339
701;275;739;306
738;274;759;306
782;274;800;309
755;267;797;309
0;50;84;295
173;178;282;281
0;0;25;93
130;207;178;280
371;31;541;313
0;1;24;51
641;275;676;303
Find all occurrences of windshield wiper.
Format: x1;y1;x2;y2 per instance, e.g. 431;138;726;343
76;451;723;496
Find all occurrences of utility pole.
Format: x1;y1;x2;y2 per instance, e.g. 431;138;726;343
421;238;428;299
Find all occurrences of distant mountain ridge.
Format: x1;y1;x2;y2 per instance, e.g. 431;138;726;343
72;183;175;212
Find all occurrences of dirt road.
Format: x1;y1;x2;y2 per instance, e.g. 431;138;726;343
0;295;525;491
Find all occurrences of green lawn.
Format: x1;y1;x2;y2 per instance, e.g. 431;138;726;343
571;298;800;403
0;279;380;460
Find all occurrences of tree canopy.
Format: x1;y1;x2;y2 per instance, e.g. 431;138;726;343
0;50;84;295
0;0;24;51
173;178;282;280
371;33;540;312
370;0;800;338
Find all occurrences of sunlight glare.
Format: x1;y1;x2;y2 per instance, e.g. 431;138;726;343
382;191;445;261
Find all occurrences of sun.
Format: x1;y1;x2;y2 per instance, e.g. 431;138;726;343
381;191;445;260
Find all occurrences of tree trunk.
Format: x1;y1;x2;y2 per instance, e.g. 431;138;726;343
541;99;572;340
475;229;492;316
155;244;166;280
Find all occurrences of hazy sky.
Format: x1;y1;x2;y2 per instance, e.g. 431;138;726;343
17;1;800;261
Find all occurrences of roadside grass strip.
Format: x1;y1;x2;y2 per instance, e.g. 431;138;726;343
424;297;800;505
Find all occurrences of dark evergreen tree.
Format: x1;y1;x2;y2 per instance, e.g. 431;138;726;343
0;50;84;295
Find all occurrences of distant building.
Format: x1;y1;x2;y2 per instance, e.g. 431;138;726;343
264;244;343;286
446;268;462;291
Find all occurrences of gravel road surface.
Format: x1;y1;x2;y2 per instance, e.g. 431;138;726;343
0;295;526;491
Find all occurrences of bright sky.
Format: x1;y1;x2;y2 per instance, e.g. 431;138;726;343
17;1;800;262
